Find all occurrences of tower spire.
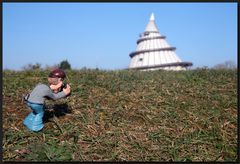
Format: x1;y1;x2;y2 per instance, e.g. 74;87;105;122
150;13;154;21
145;13;158;32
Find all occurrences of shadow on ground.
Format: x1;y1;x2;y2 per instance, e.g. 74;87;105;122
43;103;72;123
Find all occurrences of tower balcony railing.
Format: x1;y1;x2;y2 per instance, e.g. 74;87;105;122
129;47;176;58
137;36;166;44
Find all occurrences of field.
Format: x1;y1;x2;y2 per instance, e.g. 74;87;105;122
2;69;238;162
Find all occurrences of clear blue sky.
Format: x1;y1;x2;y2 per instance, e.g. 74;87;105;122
3;2;237;70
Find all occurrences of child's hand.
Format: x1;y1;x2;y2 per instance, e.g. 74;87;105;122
63;84;71;96
56;81;63;89
50;81;63;92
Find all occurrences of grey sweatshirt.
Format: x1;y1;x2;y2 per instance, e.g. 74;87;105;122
25;83;66;104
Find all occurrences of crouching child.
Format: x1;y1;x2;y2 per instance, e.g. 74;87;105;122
23;68;71;132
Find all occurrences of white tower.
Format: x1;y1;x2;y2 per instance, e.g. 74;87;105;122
129;13;192;71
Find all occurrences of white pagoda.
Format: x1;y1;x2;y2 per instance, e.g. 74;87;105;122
128;13;192;71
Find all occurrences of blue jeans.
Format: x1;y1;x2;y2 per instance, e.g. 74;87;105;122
23;102;44;132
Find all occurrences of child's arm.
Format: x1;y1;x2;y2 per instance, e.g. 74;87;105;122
45;84;71;100
45;89;66;100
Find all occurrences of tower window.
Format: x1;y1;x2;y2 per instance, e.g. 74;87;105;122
139;58;143;61
144;32;149;36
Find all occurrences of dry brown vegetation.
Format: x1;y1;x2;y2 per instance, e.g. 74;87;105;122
2;69;237;161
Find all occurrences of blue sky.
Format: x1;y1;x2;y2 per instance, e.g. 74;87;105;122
3;2;237;70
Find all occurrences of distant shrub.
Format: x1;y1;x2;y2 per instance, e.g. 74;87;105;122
213;60;236;70
59;60;71;70
44;64;59;71
22;63;41;71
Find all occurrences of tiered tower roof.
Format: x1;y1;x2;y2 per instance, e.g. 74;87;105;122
129;13;192;71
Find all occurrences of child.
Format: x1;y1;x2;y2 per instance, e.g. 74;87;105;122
23;68;71;132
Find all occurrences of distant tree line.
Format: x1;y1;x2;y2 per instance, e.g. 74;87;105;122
20;60;236;71
213;60;237;70
22;60;71;71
